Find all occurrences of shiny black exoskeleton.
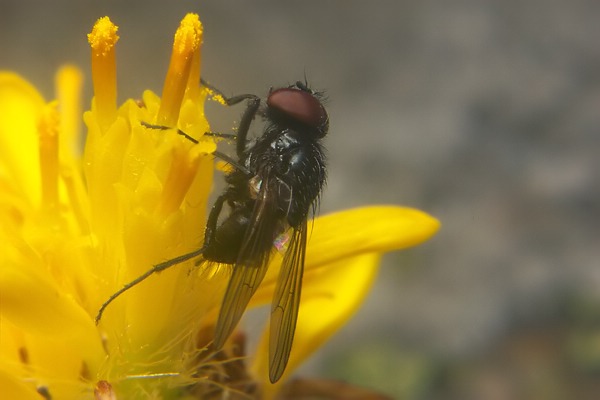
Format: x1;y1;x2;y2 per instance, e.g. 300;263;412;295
203;83;327;264
95;80;329;384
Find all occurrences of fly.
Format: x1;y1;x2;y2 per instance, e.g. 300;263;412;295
96;79;328;383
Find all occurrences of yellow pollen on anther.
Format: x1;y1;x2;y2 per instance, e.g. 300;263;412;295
88;17;119;132
88;17;119;55
158;13;203;126
157;143;204;216
38;102;60;209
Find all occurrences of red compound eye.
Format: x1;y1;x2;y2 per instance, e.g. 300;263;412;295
267;88;328;136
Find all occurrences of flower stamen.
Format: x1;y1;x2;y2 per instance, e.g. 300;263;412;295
157;13;203;126
55;65;83;155
184;26;202;103
87;17;119;132
38;102;59;210
158;143;203;216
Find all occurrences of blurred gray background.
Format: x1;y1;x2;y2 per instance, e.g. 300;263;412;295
2;1;599;398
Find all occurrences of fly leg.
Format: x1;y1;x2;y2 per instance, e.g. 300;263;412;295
201;79;260;159
140;122;251;175
94;193;230;324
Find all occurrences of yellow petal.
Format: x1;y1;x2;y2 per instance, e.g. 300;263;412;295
306;206;440;267
0;367;41;400
0;258;95;339
252;205;440;306
254;253;382;395
0;72;45;206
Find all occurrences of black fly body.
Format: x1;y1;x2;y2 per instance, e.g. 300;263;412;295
96;79;329;383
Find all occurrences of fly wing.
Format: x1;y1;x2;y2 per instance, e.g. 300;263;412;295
213;181;280;350
268;220;307;383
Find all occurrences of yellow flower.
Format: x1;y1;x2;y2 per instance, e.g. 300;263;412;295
0;13;439;400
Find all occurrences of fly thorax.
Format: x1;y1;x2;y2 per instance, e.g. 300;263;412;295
271;129;296;151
